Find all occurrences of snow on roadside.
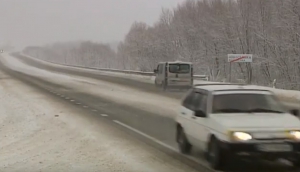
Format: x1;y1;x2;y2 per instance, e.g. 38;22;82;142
2;53;299;120
0;69;198;172
20;53;300;104
19;53;213;85
1;53;180;118
1;53;76;84
269;87;300;103
20;53;156;84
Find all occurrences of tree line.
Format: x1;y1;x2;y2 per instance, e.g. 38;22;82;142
24;41;118;69
24;0;300;90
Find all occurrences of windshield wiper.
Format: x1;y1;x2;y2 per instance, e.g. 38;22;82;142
214;108;246;113
247;108;284;113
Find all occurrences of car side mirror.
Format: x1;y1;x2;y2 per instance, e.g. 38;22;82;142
194;110;206;118
290;109;299;117
153;69;158;73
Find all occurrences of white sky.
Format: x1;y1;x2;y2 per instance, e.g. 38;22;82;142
0;0;185;49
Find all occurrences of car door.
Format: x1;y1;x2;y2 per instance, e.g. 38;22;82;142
155;64;162;85
188;91;208;150
180;90;197;143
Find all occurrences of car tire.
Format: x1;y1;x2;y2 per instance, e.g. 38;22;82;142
292;160;300;169
208;137;231;170
177;127;192;154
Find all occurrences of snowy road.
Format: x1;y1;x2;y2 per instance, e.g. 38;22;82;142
13;53;300;107
0;53;299;172
0;59;200;172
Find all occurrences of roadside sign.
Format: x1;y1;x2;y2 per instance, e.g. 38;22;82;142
228;54;252;63
228;54;253;83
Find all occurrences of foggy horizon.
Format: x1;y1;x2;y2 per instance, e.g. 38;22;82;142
0;0;185;50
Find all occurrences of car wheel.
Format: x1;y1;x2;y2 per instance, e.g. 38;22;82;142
177;127;192;154
208;137;229;170
292;160;300;169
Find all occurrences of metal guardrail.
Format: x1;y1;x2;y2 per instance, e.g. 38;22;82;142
14;53;300;108
95;68;209;80
20;52;210;80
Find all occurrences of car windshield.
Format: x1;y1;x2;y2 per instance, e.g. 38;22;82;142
212;93;287;114
169;64;190;74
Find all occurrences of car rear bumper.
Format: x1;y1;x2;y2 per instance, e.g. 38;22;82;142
219;141;300;160
166;85;192;89
167;80;192;87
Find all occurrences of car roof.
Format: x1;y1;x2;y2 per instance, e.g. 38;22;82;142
159;61;192;64
194;83;272;92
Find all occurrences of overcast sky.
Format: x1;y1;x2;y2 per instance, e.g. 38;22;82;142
0;0;185;50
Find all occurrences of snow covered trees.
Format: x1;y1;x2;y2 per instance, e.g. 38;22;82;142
24;0;300;90
119;0;300;89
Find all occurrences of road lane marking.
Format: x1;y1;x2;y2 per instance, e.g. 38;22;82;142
76;102;81;105
101;114;108;117
65;97;70;99
92;109;97;112
112;120;176;151
83;106;88;108
111;120;211;169
70;100;75;102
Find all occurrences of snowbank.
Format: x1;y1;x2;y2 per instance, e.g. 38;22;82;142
268;87;300;104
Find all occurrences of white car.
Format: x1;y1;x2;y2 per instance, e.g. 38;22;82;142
175;83;300;170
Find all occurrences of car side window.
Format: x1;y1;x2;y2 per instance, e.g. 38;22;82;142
193;92;207;112
195;93;207;112
182;91;196;110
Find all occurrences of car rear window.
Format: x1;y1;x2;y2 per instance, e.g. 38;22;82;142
169;64;190;73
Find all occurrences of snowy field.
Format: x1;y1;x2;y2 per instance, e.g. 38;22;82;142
20;53;300;105
0;56;198;171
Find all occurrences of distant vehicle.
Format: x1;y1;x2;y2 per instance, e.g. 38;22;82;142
153;61;193;91
175;83;300;170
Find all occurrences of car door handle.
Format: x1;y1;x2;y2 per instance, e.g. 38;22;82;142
181;112;186;115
